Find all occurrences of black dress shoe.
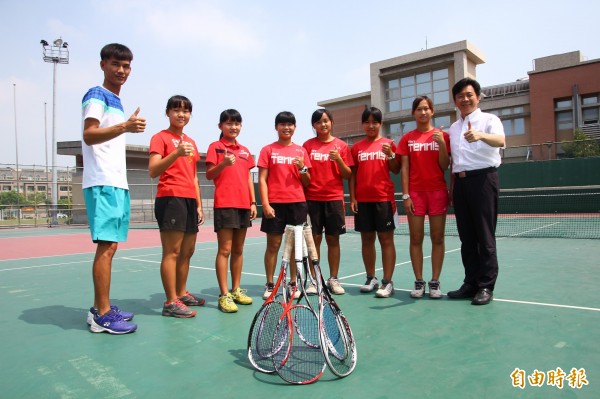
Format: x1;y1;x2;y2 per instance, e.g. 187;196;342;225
471;288;493;305
446;283;477;299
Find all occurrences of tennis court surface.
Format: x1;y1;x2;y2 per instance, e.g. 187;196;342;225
1;221;598;398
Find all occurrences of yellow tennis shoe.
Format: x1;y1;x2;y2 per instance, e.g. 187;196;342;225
231;287;253;305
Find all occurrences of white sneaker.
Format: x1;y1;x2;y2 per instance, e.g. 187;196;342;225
305;281;318;295
288;282;301;299
328;277;345;295
262;283;274;300
410;280;426;298
428;280;442;299
360;276;379;293
375;280;394;298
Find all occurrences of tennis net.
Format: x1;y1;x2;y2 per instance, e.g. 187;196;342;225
345;185;600;239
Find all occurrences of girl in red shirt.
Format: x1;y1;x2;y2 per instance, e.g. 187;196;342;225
350;107;400;298
149;95;205;318
206;109;257;313
397;96;450;299
258;111;311;300
303;109;353;295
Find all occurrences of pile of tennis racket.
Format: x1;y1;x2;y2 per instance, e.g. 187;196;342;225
247;224;357;384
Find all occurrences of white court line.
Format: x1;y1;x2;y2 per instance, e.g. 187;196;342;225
339;282;600;312
503;222;562;238
5;240;598;313
0;241;264;269
120;257;267;278
337;243;600;313
0;260;89;272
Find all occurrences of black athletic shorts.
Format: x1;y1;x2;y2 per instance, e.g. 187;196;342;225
154;196;199;233
214;208;252;232
260;202;308;235
354;201;396;232
307;200;346;236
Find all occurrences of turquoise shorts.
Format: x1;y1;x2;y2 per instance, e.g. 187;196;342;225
84;186;130;243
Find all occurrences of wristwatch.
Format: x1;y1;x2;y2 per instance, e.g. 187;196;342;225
402;194;410;200
298;166;308;174
387;154;396;160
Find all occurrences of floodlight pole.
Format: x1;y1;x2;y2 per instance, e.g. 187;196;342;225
41;38;69;226
44;102;49;218
14;84;20;223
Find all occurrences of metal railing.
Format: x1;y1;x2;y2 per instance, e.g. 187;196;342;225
2;136;599;228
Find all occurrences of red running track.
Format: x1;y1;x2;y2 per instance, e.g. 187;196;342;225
0;224;265;261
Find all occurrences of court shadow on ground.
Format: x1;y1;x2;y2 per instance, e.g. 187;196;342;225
19;305;89;331
340;285;417;310
18;293;168;330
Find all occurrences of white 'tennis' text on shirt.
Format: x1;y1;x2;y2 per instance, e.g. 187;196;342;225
408;141;439;152
271;154;296;165
357;151;387;162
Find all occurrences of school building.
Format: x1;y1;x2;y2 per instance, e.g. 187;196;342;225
317;40;600;162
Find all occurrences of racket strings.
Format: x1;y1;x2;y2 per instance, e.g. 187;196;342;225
272;305;325;384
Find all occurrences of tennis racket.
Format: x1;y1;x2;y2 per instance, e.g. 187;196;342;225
303;225;357;378
271;225;325;384
247;226;294;373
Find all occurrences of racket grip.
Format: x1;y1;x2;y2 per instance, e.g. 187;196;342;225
282;226;294;261
293;225;303;262
303;225;318;261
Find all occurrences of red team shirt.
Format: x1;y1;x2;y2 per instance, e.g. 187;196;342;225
205;138;255;209
396;129;450;192
351;137;396;202
303;137;354;201
257;142;312;203
149;130;200;199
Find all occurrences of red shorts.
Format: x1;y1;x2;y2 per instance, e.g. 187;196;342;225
410;190;449;216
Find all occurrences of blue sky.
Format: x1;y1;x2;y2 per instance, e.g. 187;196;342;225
1;0;599;167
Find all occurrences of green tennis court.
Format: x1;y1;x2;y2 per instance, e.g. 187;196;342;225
1;219;598;398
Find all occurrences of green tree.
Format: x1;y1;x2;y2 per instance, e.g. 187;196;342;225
58;197;72;210
0;191;26;205
562;129;600;158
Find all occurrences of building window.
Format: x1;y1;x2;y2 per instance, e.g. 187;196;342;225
554;98;573;131
389;123;402;142
556;112;573;131
489;107;526;136
582;94;599;125
433;115;451;130
389;121;417;141
59;186;69;192
38;186;46;191
501;119;525;136
2;185;12;191
385;67;449;113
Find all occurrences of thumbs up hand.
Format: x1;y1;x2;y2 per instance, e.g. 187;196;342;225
125;107;146;133
463;121;480;143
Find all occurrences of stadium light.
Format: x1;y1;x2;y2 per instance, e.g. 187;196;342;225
41;37;69;226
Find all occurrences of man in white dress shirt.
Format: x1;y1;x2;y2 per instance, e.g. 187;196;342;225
446;78;505;305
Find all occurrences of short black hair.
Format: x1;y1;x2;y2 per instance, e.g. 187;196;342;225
361;106;382;124
165;95;192;113
411;96;434;114
100;43;133;61
311;108;334;125
452;77;481;99
275;111;296;126
219;109;243;124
